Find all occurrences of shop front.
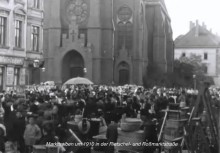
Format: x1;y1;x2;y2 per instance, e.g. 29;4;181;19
0;55;25;92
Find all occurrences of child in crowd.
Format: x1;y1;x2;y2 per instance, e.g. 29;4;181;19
23;114;42;153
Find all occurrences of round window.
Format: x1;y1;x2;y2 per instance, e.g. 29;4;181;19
117;7;132;21
66;0;89;24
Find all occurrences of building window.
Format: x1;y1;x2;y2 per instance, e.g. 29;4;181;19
117;7;132;22
14;68;20;86
182;52;186;57
0;16;7;46
31;26;40;51
117;6;133;51
78;28;88;47
118;22;125;50
204;53;208;60
117;21;133;50
15;20;22;48
125;22;133;50
33;0;40;9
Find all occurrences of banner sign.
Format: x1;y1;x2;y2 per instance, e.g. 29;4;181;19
0;56;24;65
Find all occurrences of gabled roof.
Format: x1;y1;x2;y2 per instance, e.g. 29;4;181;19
175;25;220;48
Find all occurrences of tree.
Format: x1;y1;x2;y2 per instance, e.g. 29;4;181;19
173;54;214;88
143;54;214;88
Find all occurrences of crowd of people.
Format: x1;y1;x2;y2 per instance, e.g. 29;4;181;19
0;83;218;153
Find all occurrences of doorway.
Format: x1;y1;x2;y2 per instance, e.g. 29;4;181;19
118;61;129;85
62;50;84;83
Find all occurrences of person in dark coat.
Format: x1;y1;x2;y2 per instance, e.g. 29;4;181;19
13;110;26;153
141;101;159;153
3;102;16;142
105;114;119;153
83;95;97;118
124;98;136;117
104;94;116;125
29;102;39;114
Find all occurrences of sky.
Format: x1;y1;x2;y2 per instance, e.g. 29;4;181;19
164;0;220;39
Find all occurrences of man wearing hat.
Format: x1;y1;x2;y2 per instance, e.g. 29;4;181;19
141;100;159;153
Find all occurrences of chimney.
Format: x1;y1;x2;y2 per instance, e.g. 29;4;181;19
190;21;195;30
195;20;199;37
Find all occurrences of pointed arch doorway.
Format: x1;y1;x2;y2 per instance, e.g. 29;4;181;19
62;50;84;83
118;61;130;85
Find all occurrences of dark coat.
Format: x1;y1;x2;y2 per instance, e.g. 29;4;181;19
105;123;118;153
106;123;118;143
4;110;16;141
0;137;5;152
12;116;26;141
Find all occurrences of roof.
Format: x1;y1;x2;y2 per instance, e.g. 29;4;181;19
175;25;220;48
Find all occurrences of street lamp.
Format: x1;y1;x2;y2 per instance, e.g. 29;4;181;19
193;74;196;89
33;59;40;68
83;68;87;77
83;68;87;73
28;59;44;85
41;67;46;72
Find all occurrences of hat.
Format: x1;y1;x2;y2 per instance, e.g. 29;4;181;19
49;92;55;97
26;112;38;118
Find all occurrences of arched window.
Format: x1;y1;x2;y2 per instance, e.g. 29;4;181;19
117;7;133;51
125;21;133;50
117;21;133;50
117;22;125;49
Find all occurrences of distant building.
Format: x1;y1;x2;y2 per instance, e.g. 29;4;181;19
175;20;220;85
0;0;44;91
42;0;173;85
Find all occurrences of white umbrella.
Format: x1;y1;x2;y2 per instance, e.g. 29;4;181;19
63;77;93;85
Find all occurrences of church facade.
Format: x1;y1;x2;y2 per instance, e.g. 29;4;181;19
42;0;173;85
